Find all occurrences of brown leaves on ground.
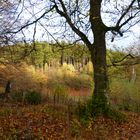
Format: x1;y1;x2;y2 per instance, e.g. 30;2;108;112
82;114;140;140
0;102;68;140
0;101;140;140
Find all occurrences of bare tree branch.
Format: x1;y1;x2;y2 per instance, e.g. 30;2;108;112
52;0;92;49
107;0;140;38
107;53;140;67
5;5;55;34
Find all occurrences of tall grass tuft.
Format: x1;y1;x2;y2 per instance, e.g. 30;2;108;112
110;78;140;112
52;84;68;104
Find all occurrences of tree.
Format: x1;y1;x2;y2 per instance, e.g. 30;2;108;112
3;0;140;116
48;0;140;116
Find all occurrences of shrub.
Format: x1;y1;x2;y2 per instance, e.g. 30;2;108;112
25;91;42;105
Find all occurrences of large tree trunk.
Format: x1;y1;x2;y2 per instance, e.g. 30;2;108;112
89;0;109;116
90;32;109;116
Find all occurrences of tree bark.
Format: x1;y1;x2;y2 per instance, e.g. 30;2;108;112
90;32;109;115
89;0;109;115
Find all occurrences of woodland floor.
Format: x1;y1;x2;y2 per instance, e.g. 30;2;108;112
0;100;140;140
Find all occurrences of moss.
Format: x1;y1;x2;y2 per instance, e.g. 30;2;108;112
87;94;127;122
75;92;127;123
90;93;109;116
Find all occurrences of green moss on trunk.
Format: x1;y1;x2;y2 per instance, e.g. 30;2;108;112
91;93;109;116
